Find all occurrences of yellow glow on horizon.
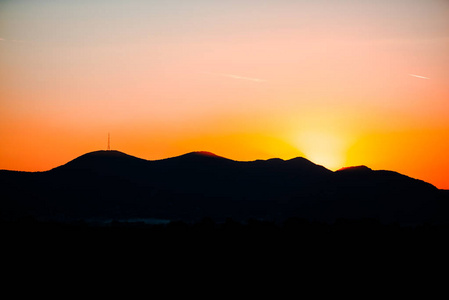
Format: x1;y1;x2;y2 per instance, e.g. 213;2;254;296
294;130;350;170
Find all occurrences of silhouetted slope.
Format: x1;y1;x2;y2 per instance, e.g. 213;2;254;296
52;150;147;172
299;166;441;224
0;150;447;225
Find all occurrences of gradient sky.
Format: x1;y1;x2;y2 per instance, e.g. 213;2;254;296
1;0;449;188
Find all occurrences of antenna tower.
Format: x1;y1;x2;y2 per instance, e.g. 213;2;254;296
108;133;111;151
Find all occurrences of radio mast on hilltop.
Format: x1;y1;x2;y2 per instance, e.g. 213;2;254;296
107;133;111;151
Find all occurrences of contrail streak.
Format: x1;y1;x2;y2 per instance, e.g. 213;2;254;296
409;74;430;79
204;72;266;82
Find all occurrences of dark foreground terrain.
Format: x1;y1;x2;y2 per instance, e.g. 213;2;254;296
3;216;449;292
3;216;449;254
3;150;449;278
2;150;449;226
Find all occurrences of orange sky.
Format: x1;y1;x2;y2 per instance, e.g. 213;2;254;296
1;0;449;188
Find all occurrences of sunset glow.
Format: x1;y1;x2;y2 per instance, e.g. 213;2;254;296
295;130;349;171
1;0;449;188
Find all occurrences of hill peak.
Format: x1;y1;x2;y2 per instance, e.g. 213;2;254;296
186;151;221;157
82;150;131;157
336;165;372;173
52;150;146;171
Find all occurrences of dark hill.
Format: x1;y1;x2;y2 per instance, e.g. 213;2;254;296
52;150;147;172
0;150;447;225
337;165;372;173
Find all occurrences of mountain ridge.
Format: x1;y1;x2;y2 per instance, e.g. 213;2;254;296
0;149;447;225
49;150;435;187
55;149;318;166
51;149;333;172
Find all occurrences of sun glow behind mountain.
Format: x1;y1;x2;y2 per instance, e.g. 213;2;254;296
295;131;348;171
1;0;449;188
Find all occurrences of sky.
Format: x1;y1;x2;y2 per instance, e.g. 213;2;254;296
1;0;449;188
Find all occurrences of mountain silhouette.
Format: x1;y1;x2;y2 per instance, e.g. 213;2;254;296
1;150;448;225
